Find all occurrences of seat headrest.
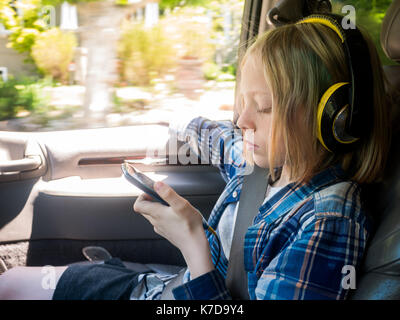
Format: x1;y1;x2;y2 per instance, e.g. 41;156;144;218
381;0;400;62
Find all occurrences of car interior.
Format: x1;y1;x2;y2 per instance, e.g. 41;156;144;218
0;0;399;300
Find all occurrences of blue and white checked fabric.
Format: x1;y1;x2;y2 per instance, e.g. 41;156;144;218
131;116;372;300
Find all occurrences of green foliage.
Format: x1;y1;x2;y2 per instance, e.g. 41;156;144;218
205;0;243;78
160;6;216;60
203;62;220;80
0;77;50;121
114;0;129;6
203;62;236;81
31;28;77;82
0;0;44;57
160;0;210;11
117;21;177;86
332;0;395;65
160;0;243;13
335;0;392;11
159;1;242;81
0;0;101;56
41;0;102;5
221;64;236;77
180;19;214;58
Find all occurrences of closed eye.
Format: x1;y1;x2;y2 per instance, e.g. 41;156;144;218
257;107;272;113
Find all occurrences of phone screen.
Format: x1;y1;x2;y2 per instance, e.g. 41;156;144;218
124;163;155;189
122;162;169;206
132;171;156;190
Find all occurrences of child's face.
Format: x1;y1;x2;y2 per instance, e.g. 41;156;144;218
237;53;285;169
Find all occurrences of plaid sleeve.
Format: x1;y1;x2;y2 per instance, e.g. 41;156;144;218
172;269;231;300
253;217;369;300
170;116;247;182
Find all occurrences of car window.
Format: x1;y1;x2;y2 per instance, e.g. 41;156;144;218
0;0;244;132
331;0;395;65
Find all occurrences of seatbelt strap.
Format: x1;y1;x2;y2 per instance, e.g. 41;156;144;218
226;164;270;299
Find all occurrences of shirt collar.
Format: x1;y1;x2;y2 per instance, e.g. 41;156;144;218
255;163;347;224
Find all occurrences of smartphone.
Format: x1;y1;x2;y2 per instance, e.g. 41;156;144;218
121;162;169;206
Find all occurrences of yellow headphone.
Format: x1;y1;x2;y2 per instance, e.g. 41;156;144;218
297;14;374;153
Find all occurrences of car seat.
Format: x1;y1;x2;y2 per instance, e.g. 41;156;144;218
350;0;400;300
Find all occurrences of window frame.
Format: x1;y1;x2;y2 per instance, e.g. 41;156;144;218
233;0;277;123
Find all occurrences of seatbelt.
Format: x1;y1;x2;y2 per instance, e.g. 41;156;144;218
226;164;270;299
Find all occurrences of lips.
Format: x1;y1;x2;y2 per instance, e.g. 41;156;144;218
245;140;259;149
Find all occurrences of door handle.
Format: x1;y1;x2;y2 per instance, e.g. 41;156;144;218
0;137;47;182
0;155;42;173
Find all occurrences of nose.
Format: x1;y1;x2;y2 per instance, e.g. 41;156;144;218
237;105;255;131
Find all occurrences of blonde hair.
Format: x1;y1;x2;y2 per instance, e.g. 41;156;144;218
241;22;392;184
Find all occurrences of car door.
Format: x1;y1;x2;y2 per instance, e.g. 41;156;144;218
0;125;228;267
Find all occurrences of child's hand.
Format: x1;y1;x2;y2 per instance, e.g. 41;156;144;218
133;181;214;278
133;181;203;249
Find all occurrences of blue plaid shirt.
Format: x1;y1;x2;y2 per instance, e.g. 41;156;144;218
170;116;372;300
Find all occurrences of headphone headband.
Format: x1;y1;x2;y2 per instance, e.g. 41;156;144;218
297;15;345;42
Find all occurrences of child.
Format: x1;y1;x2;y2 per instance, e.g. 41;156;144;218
0;14;391;300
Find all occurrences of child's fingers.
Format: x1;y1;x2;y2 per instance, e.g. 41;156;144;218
133;193;162;216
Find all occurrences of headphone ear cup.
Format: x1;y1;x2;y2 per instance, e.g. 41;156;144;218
317;83;359;153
